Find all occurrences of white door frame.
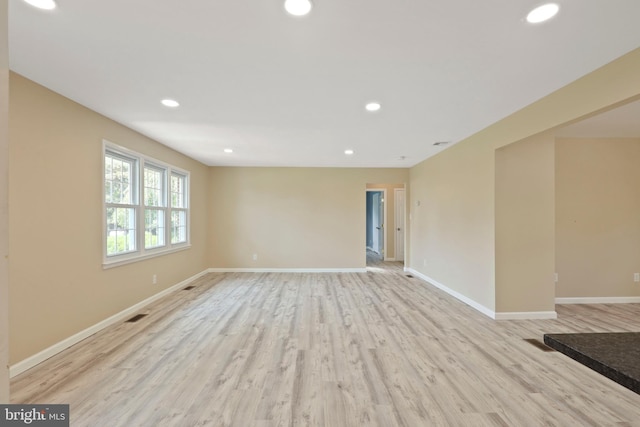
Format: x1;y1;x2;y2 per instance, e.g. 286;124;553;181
366;189;387;258
394;188;406;263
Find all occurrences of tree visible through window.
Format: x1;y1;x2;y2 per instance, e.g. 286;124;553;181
104;142;190;266
105;152;137;256
171;173;188;244
144;165;166;249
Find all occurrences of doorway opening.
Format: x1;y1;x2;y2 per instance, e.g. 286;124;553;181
365;184;406;269
366;189;385;265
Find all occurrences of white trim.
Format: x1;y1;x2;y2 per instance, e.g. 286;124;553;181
102;140;191;267
209;268;367;273
394;187;406;263
405;268;558;320
494;311;557;320
10;269;209;378
383;257;396;262
555;296;640;304
405;268;496;319
102;244;191;269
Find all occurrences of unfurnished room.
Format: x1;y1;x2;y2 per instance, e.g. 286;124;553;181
1;1;640;426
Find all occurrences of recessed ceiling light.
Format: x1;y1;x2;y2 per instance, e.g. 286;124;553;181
224;148;233;154
365;102;381;112
161;99;180;108
526;3;559;23
284;0;312;16
23;0;56;10
344;149;354;155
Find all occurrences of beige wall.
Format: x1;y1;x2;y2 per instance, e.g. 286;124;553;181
208;168;408;269
366;183;406;260
495;132;555;313
556;138;640;298
0;0;9;402
409;47;640;315
9;74;210;363
410;140;496;310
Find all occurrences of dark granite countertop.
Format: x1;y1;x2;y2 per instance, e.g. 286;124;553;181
544;332;640;394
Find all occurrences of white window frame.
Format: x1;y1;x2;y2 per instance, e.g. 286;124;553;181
143;162;168;250
169;171;189;245
103;140;190;268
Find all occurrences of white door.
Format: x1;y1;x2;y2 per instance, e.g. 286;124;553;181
394;188;405;261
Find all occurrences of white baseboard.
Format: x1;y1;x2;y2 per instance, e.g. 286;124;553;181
405;268;496;319
405;268;557;320
555;296;640;304
383;257;396;262
494;311;558;320
13;266;572;377
208;267;367;273
10;269;210;378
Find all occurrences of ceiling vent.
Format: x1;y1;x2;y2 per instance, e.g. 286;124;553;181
433;141;450;146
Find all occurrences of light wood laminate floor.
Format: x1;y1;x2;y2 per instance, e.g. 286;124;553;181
11;263;640;426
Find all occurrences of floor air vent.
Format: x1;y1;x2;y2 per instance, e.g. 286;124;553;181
183;285;196;290
126;314;148;323
524;338;554;352
405;274;414;278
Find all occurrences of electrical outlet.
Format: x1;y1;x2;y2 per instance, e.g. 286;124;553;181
252;253;258;261
152;274;157;284
634;273;639;282
423;259;427;267
554;273;558;283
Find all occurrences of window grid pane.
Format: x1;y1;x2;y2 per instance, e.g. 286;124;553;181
106;207;137;256
144;166;165;207
171;210;187;244
171;173;186;208
105;154;135;204
145;209;166;249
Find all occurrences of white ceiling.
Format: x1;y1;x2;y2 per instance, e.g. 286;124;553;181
9;0;640;167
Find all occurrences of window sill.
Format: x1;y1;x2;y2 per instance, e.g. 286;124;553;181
102;244;191;269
